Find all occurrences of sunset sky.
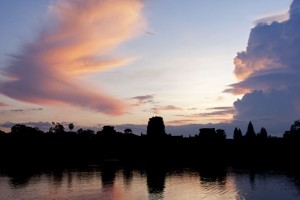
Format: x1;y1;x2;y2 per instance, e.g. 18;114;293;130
0;0;298;137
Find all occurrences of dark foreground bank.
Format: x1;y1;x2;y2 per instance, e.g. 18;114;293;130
1;132;300;169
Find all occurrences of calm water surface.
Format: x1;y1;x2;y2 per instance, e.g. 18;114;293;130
0;166;300;200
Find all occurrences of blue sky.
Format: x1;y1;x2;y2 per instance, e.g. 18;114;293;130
0;0;296;137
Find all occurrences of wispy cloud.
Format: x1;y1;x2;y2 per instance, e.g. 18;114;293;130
10;109;24;112
131;95;155;106
167;119;198;125
0;102;8;107
0;0;145;115
200;108;236;118
174;107;235;124
30;108;43;111
152;105;183;114
207;106;234;111
176;107;235;118
8;107;43;112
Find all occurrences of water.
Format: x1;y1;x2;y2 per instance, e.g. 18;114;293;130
0;166;300;200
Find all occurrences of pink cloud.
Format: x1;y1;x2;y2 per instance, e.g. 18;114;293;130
0;102;8;107
0;0;145;115
175;107;235;120
152;105;183;114
167;119;198;125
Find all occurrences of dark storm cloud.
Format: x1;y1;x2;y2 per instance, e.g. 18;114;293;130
225;0;300;134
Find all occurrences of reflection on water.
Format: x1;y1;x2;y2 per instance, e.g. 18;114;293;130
147;168;166;200
1;166;300;200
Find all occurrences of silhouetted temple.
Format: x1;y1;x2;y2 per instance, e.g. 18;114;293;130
147;116;166;137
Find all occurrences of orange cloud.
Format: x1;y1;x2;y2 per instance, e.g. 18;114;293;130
223;87;251;95
175;107;235;122
167;119;198;125
43;0;145;75
152;105;183;114
0;0;145;115
234;55;278;80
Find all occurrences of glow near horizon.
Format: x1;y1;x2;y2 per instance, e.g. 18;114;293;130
0;0;292;129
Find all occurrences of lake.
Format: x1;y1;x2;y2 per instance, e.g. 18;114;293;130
0;165;300;200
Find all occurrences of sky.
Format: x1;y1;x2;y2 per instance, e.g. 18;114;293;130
0;0;297;137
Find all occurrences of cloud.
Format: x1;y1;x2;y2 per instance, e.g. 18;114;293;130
171;107;235;126
229;1;300;89
30;108;43;111
176;107;235;119
152;105;182;114
226;0;300;134
131;95;155;106
254;13;289;25
166;119;198;125
207;106;234;111
0;102;8;107
0;0;145;115
7;107;43;112
226;65;300;95
232;88;300;135
10;109;24;112
234;89;300;120
198;108;235;118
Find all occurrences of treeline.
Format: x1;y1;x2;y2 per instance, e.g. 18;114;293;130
0;117;300;168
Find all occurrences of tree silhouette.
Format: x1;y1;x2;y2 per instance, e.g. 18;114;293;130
198;128;226;140
49;122;65;134
147;116;166;137
11;124;27;135
216;129;226;139
198;128;216;140
77;128;94;138
2;118;300;167
124;128;133;135
245;121;256;138
68;123;74;132
11;124;42;136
